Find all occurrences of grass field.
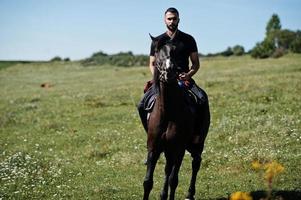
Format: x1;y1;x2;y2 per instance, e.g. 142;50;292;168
0;55;300;199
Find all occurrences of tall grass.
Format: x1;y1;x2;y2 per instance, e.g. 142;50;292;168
0;55;300;199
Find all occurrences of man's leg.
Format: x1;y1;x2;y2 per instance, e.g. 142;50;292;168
137;86;156;134
138;99;148;133
190;83;210;144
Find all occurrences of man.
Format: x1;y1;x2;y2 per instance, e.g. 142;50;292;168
138;7;208;144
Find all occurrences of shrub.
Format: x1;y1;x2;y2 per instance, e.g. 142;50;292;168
251;39;275;58
50;56;62;62
232;45;245;56
221;47;234;57
290;30;301;53
82;51;148;67
63;57;70;62
272;47;286;58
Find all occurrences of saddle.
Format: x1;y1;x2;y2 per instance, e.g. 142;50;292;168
143;80;206;114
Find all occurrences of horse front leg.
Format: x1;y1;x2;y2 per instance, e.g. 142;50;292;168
168;151;185;200
143;151;160;200
160;153;173;200
186;152;202;200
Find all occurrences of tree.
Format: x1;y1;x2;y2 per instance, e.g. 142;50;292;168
251;14;281;58
290;30;301;53
251;39;275;58
276;29;296;49
266;14;281;37
232;45;245;56
251;14;301;58
50;56;62;62
91;51;108;58
221;47;233;56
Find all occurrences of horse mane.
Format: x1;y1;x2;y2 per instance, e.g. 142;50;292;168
153;65;160;93
151;35;166;93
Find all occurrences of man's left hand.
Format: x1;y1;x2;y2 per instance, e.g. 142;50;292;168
179;73;191;81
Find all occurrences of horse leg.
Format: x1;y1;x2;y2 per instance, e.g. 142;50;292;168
160;153;173;200
186;151;202;200
186;102;210;200
143;151;160;200
168;151;185;200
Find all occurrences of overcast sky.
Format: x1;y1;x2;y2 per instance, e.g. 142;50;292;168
1;0;300;60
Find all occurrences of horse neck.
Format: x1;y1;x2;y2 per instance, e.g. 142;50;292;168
158;81;182;115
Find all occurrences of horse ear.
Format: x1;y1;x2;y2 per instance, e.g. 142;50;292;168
149;33;156;41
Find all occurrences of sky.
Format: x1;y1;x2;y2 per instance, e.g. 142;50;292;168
0;0;300;61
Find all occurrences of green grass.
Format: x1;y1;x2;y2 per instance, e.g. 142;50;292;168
1;55;300;199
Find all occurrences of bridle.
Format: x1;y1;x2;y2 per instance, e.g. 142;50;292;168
154;44;179;83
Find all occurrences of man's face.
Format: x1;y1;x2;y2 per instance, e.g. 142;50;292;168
164;12;179;32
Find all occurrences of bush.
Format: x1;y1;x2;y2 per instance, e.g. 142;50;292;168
232;45;245;56
221;47;233;57
290;31;301;53
251;39;276;58
276;29;296;49
272;47;286;58
50;56;62;62
82;51;148;67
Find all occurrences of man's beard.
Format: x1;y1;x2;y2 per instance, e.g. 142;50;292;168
167;23;178;32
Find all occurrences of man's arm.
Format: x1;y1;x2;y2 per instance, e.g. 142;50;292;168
188;51;200;77
179;51;200;81
149;55;156;75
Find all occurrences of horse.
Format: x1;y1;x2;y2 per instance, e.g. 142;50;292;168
143;36;210;200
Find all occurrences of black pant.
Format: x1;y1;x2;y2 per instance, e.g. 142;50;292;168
137;86;156;133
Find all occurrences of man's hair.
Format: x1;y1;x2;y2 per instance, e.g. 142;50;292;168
165;7;179;16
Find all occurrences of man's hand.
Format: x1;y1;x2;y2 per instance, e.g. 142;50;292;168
179;72;191;81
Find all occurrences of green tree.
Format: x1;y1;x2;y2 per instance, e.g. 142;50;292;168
91;51;108;58
232;45;245;56
266;14;281;37
251;14;281;58
221;47;233;56
276;29;296;49
266;14;282;51
251;38;275;58
290;30;301;53
50;56;62;62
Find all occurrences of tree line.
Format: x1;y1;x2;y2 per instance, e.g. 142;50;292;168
206;14;301;58
50;14;300;66
251;14;301;58
81;51;148;67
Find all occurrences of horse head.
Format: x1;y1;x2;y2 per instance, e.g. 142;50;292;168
150;34;179;83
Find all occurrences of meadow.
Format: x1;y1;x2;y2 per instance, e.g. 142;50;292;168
0;54;300;199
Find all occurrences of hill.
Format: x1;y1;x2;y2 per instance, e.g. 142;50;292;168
0;55;300;199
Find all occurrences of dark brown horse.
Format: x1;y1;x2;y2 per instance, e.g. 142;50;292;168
143;37;210;200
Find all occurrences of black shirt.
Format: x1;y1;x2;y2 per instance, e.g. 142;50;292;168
150;30;198;73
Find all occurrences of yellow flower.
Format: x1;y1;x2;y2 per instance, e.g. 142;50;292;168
230;191;253;200
263;161;284;182
251;160;262;170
